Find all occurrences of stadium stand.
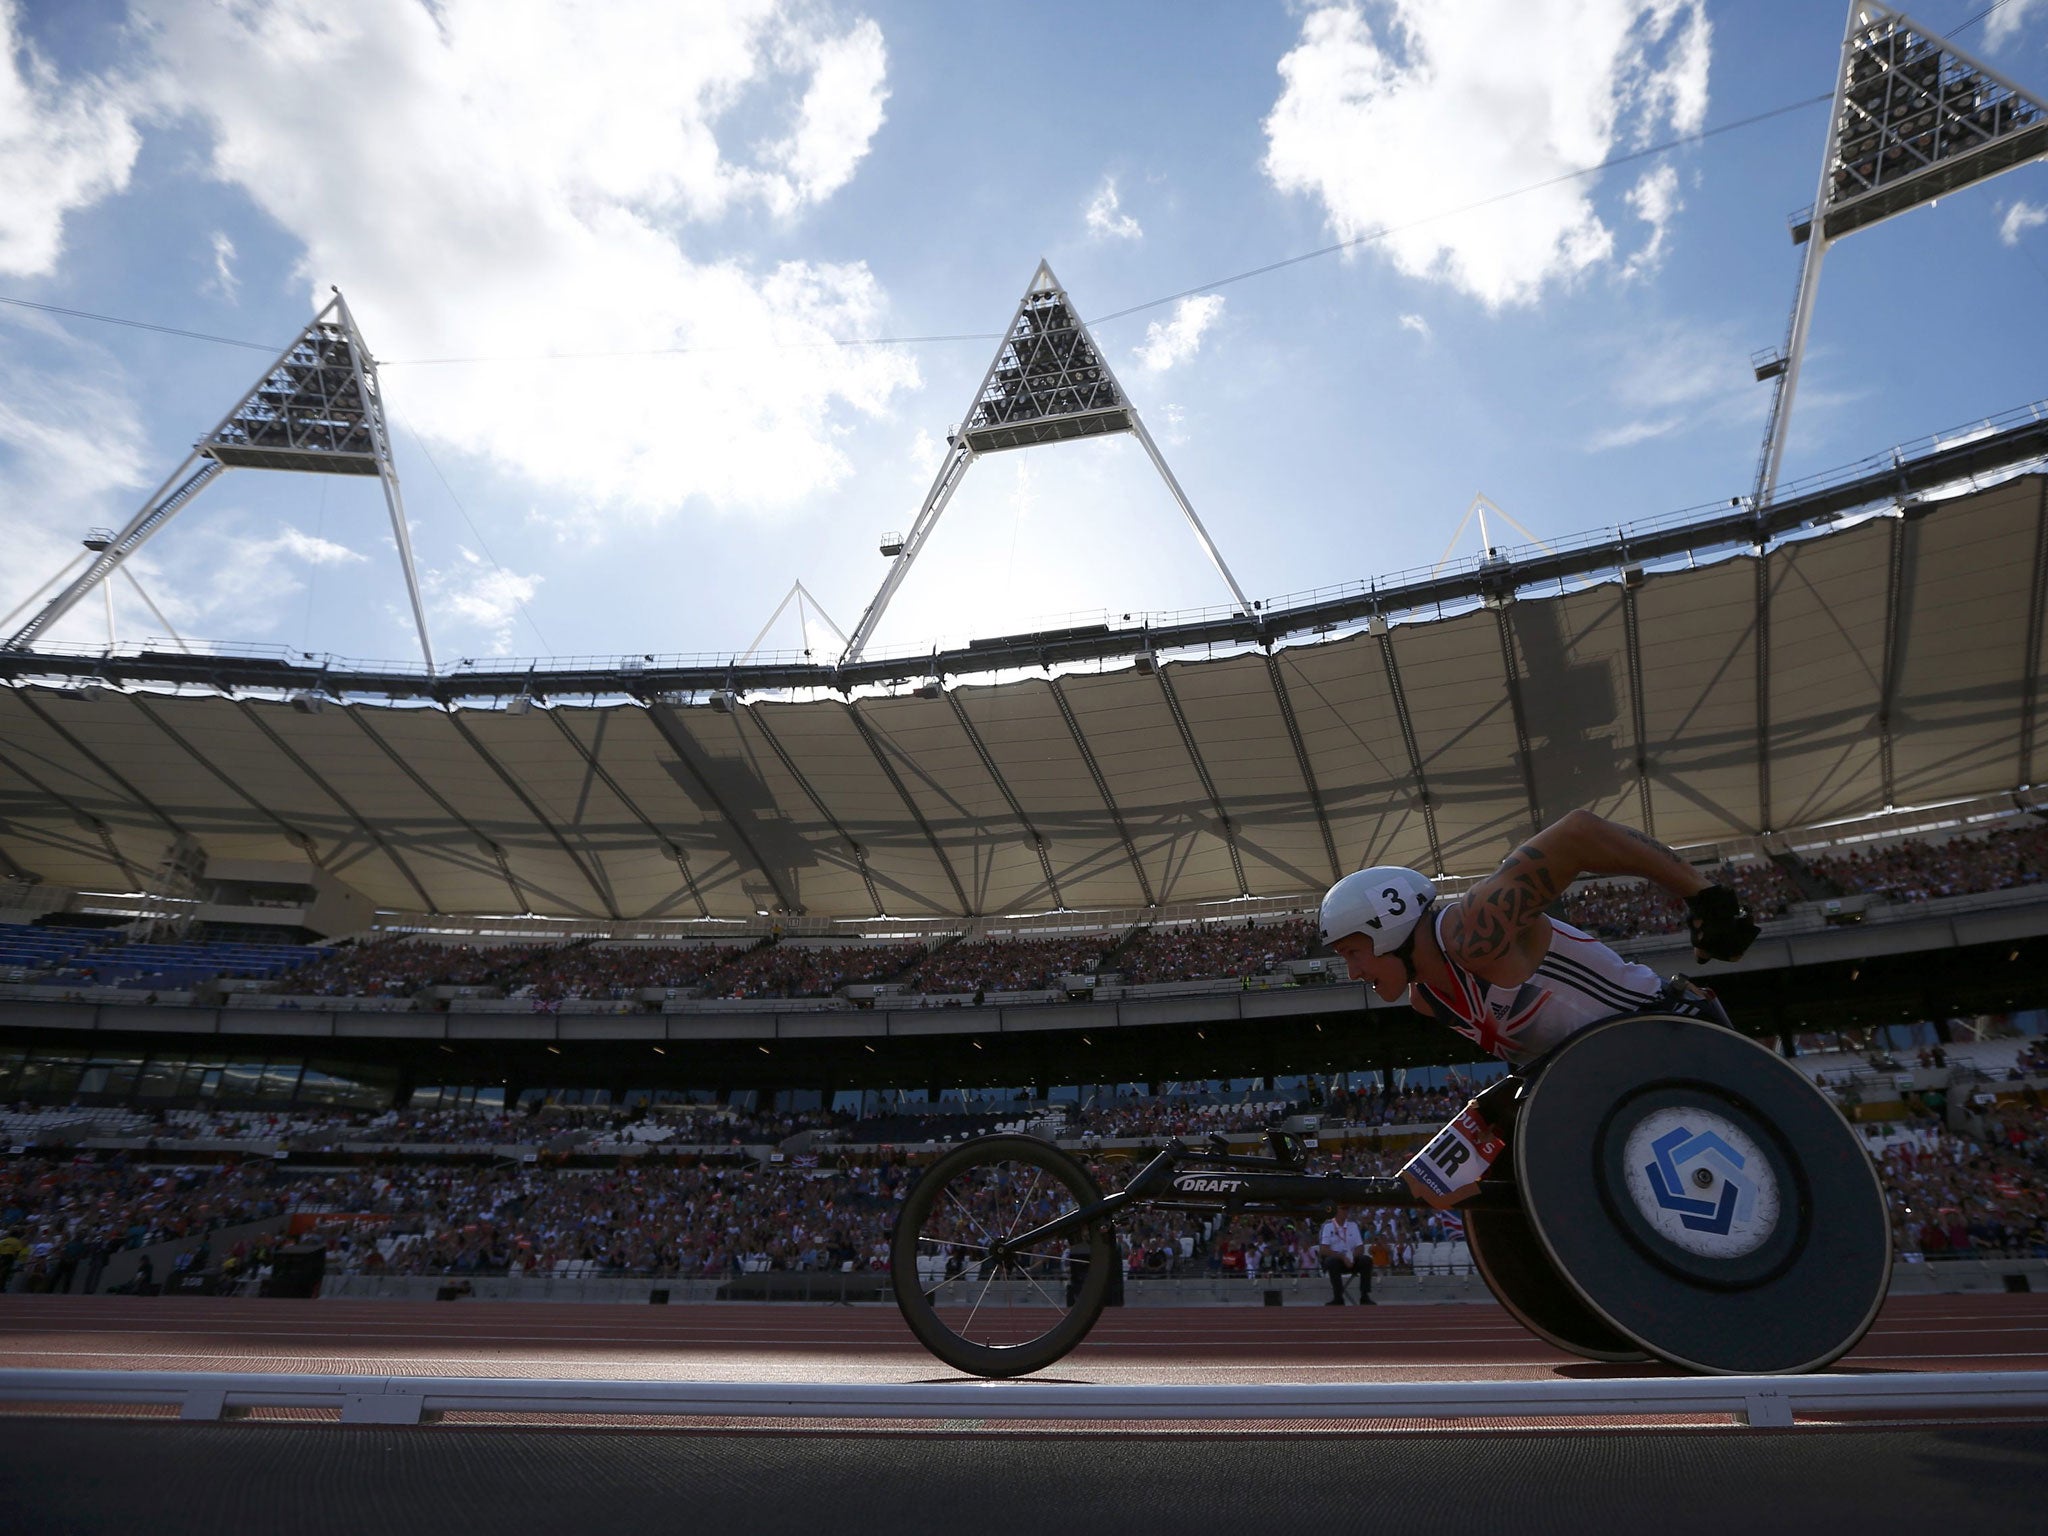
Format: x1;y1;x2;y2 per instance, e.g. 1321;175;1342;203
1554;859;1800;941
1806;821;2048;905
1118;918;1317;985
4;1051;2044;1295
700;940;928;1000
898;933;1115;994
0;821;2043;1001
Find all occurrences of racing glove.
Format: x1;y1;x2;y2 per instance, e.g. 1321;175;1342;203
1686;884;1760;963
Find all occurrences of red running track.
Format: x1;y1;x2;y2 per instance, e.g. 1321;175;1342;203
1;1292;2043;1386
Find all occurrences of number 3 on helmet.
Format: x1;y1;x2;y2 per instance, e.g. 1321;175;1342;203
1318;866;1438;955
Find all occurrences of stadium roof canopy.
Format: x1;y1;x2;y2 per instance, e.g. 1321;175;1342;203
2;412;2047;925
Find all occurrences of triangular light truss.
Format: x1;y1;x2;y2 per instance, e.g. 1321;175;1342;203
842;261;1249;664
1803;5;2048;244
1753;4;2048;506
206;315;390;474
962;267;1133;451
5;290;434;666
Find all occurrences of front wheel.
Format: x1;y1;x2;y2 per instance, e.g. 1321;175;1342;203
890;1134;1113;1378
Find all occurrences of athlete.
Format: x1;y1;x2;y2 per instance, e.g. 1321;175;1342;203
1317;808;1763;1205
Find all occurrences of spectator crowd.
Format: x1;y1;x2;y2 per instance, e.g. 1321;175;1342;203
1118;919;1317;986
901;935;1111;994
1558;822;2048;944
8;1077;2047;1295
1880;1102;2047;1260
5;820;2046;1003
1805;822;2048;906
1556;859;1798;941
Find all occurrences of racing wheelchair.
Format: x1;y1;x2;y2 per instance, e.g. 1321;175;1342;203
889;1013;1892;1379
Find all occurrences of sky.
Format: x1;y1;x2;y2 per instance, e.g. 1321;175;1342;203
4;0;2048;673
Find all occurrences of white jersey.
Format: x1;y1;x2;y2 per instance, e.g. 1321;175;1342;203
1412;911;1662;1067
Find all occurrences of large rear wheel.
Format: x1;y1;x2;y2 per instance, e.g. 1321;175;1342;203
890;1134;1113;1379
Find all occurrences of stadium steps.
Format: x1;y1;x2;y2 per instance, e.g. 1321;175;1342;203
890;931;964;987
1771;849;1844;901
1098;923;1150;972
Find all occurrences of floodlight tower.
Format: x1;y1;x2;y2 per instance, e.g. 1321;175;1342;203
4;289;435;667
1751;3;2048;507
841;260;1250;665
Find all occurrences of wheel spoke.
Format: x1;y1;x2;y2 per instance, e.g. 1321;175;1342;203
1002;1168;1047;1242
985;1244;1073;1267
942;1184;995;1245
961;1263;1001;1339
894;1142;1109;1374
1020;1266;1065;1310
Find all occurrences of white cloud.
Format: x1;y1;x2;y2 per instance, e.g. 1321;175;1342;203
429;546;543;653
1583;316;1761;452
1263;1;1711;309
1133;293;1225;372
1619;161;1680;279
173;523;372;635
275;527;366;567
759;18;890;215
208;229;238;302
907;425;944;483
0;0;140;277
0;331;150;643
2000;199;2048;246
1158;402;1188;446
1085;177;1142;240
139;0;914;521
1397;312;1430;340
1586;416;1678;451
1987;0;2045;50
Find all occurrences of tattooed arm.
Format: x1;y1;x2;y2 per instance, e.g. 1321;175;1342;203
1439;810;1709;985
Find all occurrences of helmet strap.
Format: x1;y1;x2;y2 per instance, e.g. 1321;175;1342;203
1387;896;1435;983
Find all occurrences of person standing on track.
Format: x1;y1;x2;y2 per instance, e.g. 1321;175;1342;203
1316;1204;1372;1305
1317;808;1763;1208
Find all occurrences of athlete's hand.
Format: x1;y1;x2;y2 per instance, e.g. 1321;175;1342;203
1686;884;1760;963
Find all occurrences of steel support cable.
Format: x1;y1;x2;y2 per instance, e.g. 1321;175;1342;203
2020;479;2048;789
1878;516;1913;809
0;828;33;882
443;710;619;919
234;699;439;913
0;738;141;885
1262;654;1343;885
1755;547;1775;833
943;691;1062;910
1618;577;1656;839
343;706;532;914
1;85;1858;368
1047;677;1155;908
14;689;184;839
841;700;971;916
541;708;709;920
1152;667;1248;897
126;694;322;864
1493;608;1543;835
741;706;884;918
638;703;796;914
1374;623;1443;874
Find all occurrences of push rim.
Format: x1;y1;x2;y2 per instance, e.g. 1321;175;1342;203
1516;1014;1893;1376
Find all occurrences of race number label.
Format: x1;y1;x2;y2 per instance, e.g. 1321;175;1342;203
1400;1105;1505;1209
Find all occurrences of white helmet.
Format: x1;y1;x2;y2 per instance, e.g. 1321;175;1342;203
1319;867;1437;955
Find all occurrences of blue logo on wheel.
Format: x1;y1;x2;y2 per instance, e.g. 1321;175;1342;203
1642;1125;1756;1236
